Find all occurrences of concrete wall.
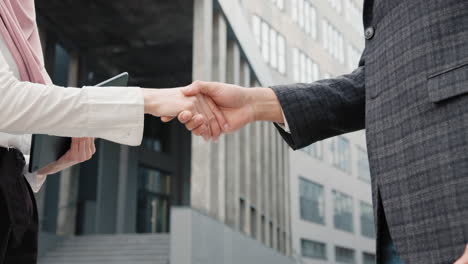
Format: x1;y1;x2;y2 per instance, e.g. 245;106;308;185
170;207;295;264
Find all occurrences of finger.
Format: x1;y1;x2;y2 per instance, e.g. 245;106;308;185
178;111;193;124
91;138;96;154
86;138;94;158
78;138;87;161
192;123;208;136
185;114;205;131
196;94;219;139
161;116;175;123
193;103;211;138
199;96;221;141
205;96;229;133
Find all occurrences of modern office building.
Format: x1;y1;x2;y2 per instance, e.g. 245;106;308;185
32;0;373;263
34;0;292;263
239;0;376;264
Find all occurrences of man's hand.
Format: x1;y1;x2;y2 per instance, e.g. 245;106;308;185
170;81;284;139
454;244;468;264
37;137;96;176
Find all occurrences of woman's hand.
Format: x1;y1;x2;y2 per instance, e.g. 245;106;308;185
37;137;96;176
142;87;227;141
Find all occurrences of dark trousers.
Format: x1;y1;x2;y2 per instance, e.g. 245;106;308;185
0;148;38;264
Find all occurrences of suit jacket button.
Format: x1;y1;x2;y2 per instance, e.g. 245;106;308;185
365;27;375;40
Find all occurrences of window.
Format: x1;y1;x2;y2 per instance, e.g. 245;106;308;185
291;0;298;22
360;201;375;238
261;215;266;243
240;199;246;233
333;190;353;232
357;147;371;182
270;29;278;69
292;48;320;82
291;0;317;39
252;16;287;74
322;20;345;64
261;21;270;62
302;142;323;159
292;48;300;81
299;178;325;224
330;136;351;173
335;246;355;264
301;239;327;260
250;207;257;238
363;252;376;264
278;35;286;74
252;15;261;45
269;221;274;248
137;167;171;233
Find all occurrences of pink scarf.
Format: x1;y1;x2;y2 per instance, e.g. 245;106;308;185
0;0;51;84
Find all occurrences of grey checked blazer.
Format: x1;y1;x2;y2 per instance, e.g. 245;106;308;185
271;0;468;263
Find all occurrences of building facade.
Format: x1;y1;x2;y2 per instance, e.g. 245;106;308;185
239;0;376;264
34;0;292;263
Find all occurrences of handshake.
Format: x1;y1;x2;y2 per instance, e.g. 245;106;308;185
142;81;285;141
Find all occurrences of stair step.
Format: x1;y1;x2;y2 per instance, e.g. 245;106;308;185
39;234;171;264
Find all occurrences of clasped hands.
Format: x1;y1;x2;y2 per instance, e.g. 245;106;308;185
143;81;284;141
37;81;283;176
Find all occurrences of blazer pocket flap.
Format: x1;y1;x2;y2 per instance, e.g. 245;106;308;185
428;60;468;103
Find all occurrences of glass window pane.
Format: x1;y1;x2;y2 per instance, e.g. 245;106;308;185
333;190;354;232
335;246;355;264
363;253;376;264
304;1;311;34
252;15;261;45
278;35;286;74
270;29;278;69
299;178;325;224
291;0;298;22
298;0;304;28
360;201;375;238
301;239;327;260
292;48;299;82
261;22;270;62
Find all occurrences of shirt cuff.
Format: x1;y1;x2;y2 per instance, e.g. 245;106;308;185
83;86;144;146
275;109;291;134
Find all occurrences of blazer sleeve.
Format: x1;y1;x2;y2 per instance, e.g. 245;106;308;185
271;51;366;150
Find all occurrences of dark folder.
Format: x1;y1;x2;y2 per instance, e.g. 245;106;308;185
28;72;129;173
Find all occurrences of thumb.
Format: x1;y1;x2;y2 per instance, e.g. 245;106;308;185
182;81;219;97
182;82;202;96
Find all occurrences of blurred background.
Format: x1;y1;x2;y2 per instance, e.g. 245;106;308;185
33;0;373;263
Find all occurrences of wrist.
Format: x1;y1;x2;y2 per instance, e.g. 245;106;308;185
247;87;284;123
143;89;160;115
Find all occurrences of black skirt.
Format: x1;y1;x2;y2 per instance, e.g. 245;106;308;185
0;147;38;264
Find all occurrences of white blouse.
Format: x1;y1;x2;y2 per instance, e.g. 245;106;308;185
0;34;144;192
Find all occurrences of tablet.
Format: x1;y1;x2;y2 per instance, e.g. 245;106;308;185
28;72;129;173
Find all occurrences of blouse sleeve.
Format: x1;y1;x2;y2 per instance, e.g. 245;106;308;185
0;49;144;146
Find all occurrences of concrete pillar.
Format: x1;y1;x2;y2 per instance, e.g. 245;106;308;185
270;123;278;249
191;0;213;213
211;11;228;221
262;121;270;246
225;40;241;228
240;60;251;235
